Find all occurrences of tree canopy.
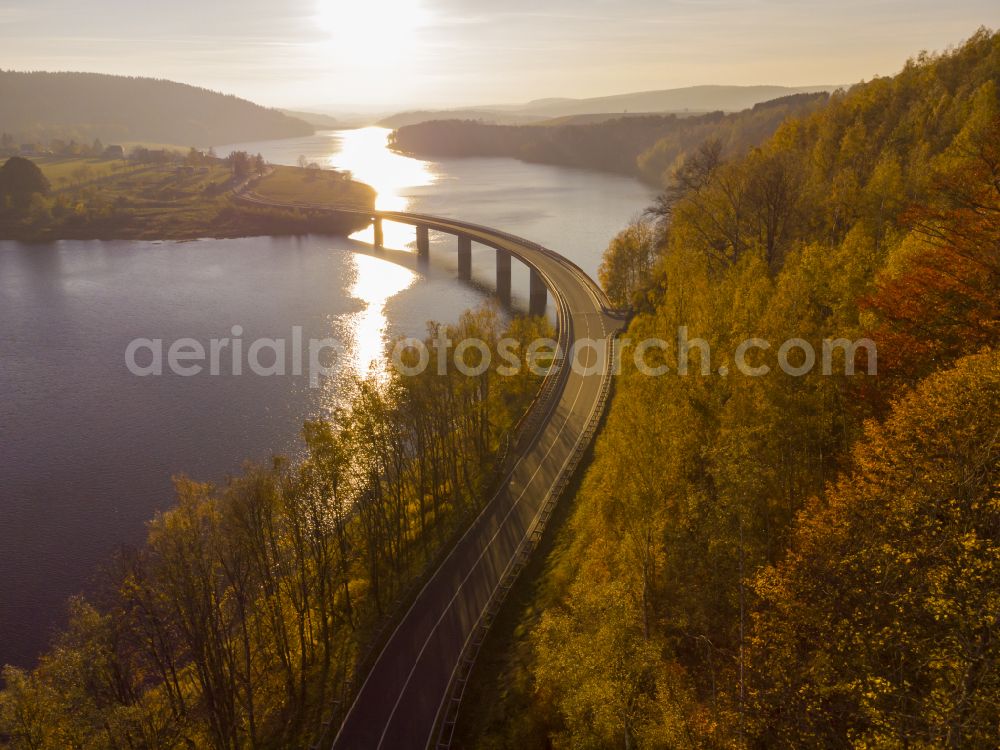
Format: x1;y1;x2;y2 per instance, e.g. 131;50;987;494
0;157;50;209
751;349;1000;747
459;27;1000;749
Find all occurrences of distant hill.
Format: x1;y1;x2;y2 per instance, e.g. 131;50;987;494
376;87;838;130
533;111;710;127
378;109;545;129
281;109;340;129
495;84;840;118
0;71;314;146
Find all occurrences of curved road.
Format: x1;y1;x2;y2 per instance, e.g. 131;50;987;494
237;192;620;749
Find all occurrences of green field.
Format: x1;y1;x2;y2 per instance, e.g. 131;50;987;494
252;165;375;209
32;155;122;186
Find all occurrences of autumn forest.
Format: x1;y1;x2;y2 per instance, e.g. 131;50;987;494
459;28;1000;749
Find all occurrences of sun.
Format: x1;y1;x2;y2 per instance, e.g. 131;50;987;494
314;0;429;60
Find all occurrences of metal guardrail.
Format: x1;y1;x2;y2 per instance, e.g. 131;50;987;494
432;335;617;750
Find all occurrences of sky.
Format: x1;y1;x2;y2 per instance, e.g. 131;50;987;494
1;0;997;112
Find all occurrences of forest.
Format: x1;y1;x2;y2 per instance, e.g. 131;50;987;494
0;71;314;147
0;311;553;748
456;28;1000;748
388;93;830;184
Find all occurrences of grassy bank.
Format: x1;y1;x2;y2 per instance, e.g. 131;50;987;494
0;156;375;242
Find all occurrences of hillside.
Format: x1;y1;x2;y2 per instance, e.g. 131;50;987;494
389;92;832;184
456;28;1000;748
0;71;314;146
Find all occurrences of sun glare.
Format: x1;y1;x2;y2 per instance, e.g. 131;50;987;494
314;0;429;60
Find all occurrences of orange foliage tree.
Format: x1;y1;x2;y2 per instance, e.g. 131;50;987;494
749;350;1000;747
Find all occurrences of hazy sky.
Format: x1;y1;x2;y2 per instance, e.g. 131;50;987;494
1;0;996;111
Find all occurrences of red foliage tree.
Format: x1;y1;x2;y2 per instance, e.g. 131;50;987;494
858;116;1000;408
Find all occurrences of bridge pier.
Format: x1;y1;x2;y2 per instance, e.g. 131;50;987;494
416;225;430;264
529;268;547;316
496;248;512;306
457;236;472;281
373;217;383;249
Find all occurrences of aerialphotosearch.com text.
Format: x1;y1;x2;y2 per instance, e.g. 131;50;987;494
125;326;877;385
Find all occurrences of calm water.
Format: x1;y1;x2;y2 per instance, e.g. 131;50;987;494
0;128;653;667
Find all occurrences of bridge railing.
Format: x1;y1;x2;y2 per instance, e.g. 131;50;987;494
377;210;614;312
235;188;614;313
432;333;617;750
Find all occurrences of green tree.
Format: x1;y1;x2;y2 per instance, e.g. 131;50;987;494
598;217;658;308
0;157;50;211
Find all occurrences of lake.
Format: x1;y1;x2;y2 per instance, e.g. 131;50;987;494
0;128;653;667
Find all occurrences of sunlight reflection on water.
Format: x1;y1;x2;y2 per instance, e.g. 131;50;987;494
328;126;437;248
316;251;417;417
348;253;416;378
327;126;436;208
315;128;428;391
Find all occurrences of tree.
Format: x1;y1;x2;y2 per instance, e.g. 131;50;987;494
534;576;663;748
0;156;50;211
598;217;657;308
227;151;253;181
860;113;1000;405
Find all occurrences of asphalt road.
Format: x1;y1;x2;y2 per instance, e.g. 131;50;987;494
236;193;619;749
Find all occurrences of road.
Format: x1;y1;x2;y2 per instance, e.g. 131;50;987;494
236;192;620;749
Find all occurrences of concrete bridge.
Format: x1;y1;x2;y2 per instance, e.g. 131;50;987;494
371;214;548;315
235;190;622;749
